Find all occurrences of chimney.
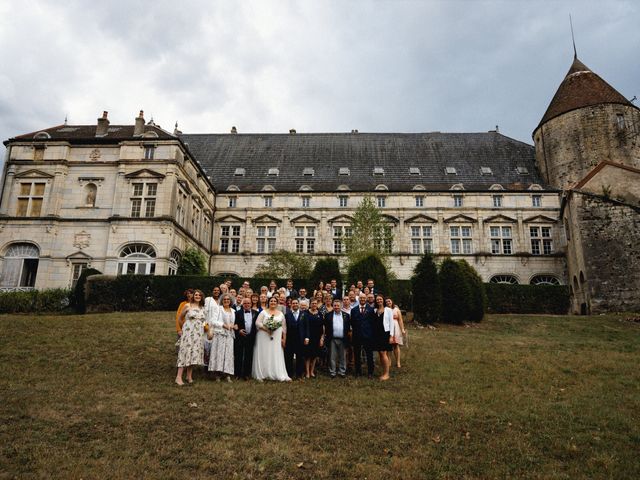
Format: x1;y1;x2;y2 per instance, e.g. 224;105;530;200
95;111;109;136
231;126;237;134
289;128;296;135
134;110;145;136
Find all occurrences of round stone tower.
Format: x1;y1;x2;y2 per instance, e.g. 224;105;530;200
533;56;640;189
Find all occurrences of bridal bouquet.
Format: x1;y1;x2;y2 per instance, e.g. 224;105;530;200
263;315;282;341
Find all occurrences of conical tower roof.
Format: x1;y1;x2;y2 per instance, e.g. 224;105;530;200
536;56;634;129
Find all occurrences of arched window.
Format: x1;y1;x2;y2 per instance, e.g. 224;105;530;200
84;183;97;207
489;275;519;285
1;243;40;289
531;275;561;286
117;243;156;275
168;249;181;275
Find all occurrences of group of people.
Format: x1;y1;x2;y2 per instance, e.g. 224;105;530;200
174;278;406;385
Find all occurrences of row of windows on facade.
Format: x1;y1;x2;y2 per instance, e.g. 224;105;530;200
219;224;553;255
227;194;544;209
233;166;531;177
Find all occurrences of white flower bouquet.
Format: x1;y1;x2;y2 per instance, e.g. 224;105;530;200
263;315;282;340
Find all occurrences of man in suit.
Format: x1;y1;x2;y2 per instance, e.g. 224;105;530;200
234;297;258;380
366;279;376;295
351;293;375;378
330;278;341;300
284;298;305;378
285;279;298;300
324;298;351;378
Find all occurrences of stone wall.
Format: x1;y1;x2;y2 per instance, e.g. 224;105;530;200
534;104;640;189
575;192;640;313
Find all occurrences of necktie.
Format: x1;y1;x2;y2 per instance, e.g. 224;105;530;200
361;307;364;314
245;310;251;314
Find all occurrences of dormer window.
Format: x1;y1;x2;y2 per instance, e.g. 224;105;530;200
409;167;421;175
339;167;350;176
234;168;246;176
517;166;529;175
373;167;385;176
616;113;625;130
303;168;314;176
445;167;457;175
480;167;492;175
143;146;155;160
268;168;279;176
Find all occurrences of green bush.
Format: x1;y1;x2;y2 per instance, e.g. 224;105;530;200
177;247;207;275
458;260;487;322
411;253;441;324
347;254;390;295
309;258;343;293
485;284;569;314
388;279;412;312
439;258;471;324
72;268;102;313
0;289;72;314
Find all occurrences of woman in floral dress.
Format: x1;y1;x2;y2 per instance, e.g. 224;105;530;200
207;293;237;381
176;289;206;386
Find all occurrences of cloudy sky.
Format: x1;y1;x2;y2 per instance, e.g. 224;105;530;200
1;0;638;151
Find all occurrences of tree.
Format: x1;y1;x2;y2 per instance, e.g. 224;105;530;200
439;258;471;324
344;196;394;267
309;258;342;292
458;260;487;322
177;247;207;275
347;254;389;295
254;250;314;279
411;253;441;324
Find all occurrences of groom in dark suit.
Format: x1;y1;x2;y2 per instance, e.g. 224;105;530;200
350;293;375;377
284;298;305;378
324;298;351;378
234;297;258;379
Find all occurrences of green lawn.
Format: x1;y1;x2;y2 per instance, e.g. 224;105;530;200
1;312;639;479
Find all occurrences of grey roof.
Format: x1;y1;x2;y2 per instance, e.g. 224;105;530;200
5;123;175;145
180;131;548;192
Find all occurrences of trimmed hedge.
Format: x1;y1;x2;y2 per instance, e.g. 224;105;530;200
485;284;569;314
0;289;72;314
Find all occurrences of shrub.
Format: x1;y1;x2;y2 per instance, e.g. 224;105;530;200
458;260;487;322
177;247;207;275
411;253;441;324
387;279;412;312
485;284;569;314
0;289;72;314
254;250;314;279
439;258;471;324
72;268;102;313
347;254;390;295
309;258;343;293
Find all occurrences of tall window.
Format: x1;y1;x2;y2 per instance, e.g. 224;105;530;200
333;225;352;254
16;182;45;217
415;196;424;207
490;226;512;254
191;206;201;238
374;225;393;254
1;243;40;289
450;225;472;254
339;196;348;207
168;250;181;275
492;195;502;208
220;225;241;253
176;188;188;226
256;225;277;253
71;262;88;287
295;226;316;253
411;225;433;254
228;196;237;208
143;146;155;160
532;195;542;207
131;182;157;217
117;244;156;275
301;196;311;208
530;226;553;255
264;196;273;208
376;196;386;208
453;195;463;207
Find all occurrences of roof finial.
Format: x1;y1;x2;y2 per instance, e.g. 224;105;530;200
569;14;577;59
64;114;68;125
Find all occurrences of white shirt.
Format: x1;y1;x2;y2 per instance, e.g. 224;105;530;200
332;312;344;338
292;309;300;321
243;309;253;334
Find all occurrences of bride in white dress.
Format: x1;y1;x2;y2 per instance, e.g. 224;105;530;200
252;296;291;381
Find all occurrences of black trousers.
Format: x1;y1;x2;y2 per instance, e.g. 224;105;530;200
284;344;305;378
234;339;254;378
353;341;374;376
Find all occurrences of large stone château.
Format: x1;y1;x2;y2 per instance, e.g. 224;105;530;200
1;54;638;313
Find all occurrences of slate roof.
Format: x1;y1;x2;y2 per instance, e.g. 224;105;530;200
536;57;636;129
181;131;547;192
5;123;175;144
